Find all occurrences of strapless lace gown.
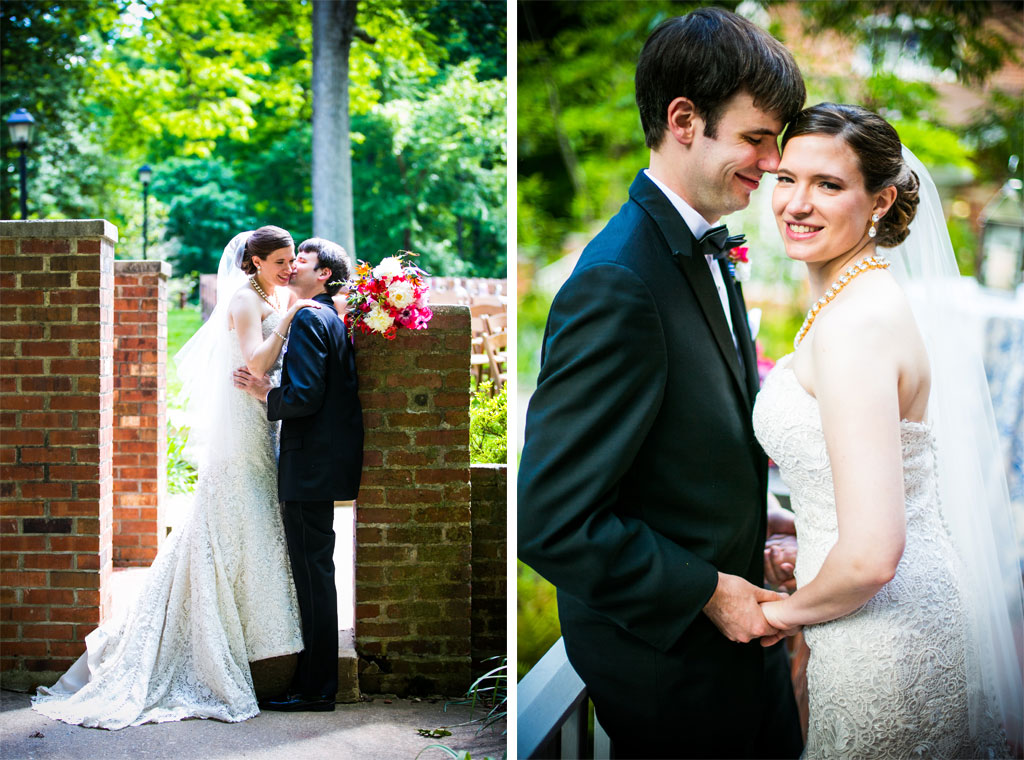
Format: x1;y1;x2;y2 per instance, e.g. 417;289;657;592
753;355;1007;759
33;313;303;729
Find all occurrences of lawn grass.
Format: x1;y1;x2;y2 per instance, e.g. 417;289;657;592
167;307;203;406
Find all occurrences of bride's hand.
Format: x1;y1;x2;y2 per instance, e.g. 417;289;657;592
289;298;322;315
759;600;801;647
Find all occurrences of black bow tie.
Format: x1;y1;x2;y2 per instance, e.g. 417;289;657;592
698;225;746;259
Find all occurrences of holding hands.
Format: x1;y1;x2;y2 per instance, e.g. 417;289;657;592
765;498;798;592
704;572;789;644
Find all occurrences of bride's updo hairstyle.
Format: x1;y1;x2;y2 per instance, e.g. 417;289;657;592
781;103;920;247
236;225;294;275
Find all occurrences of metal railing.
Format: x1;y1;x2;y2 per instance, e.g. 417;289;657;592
517;637;612;759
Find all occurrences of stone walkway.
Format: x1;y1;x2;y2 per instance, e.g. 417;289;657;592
1;689;506;760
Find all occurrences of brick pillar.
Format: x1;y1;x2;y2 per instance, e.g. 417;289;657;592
0;220;116;687
354;305;473;696
470;463;507;677
112;261;169;566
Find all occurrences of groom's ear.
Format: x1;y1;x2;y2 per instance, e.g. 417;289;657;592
666;97;699;146
316;266;333;283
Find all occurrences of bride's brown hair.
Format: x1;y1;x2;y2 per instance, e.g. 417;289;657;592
781;103;920;247
238;225;294;275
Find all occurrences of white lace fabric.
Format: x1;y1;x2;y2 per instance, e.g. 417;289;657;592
753;356;1008;759
32;312;302;730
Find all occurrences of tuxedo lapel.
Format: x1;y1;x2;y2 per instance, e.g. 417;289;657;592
629;172;749;407
719;259;758;407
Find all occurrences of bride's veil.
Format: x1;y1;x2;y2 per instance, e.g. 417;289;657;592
173;231;252;468
886;147;1024;750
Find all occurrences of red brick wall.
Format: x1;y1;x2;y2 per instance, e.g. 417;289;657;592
470;463;507;677
354;305;474;696
112;261;169;566
0;220;117;682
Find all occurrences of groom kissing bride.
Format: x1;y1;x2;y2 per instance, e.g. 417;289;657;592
234;236;364;712
519;6;1023;760
33;230;365;728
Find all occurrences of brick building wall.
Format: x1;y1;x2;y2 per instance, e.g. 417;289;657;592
354;305;474;696
112;261;169;567
470;463;507;678
0;220;117;685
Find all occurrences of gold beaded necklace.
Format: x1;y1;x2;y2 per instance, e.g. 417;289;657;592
250;274;281;312
793;253;890;349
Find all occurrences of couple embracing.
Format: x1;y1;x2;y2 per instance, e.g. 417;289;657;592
33;228;363;727
519;8;1023;759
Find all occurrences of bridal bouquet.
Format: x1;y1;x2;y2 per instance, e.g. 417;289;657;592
345;251;432;340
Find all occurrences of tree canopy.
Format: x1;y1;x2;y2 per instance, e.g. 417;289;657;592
1;0;507;279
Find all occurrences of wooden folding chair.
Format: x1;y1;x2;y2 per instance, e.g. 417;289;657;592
483;328;507;396
471;315;490;386
482;312;506;334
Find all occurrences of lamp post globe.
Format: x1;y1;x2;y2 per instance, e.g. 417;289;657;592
138;164;152;260
7;109;36;220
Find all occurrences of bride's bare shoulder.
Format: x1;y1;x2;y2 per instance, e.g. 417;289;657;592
816;271;916;344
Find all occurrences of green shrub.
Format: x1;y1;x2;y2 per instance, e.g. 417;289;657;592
516;561;561;680
167;422;197;495
469;382;507;465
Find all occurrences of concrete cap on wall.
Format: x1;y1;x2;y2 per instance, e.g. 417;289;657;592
0;219;118;243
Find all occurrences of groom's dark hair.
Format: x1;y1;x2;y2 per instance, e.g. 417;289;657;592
636;7;805;148
298;238;352;297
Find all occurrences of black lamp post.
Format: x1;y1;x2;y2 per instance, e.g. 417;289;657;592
7;109;36;220
138;164;152;260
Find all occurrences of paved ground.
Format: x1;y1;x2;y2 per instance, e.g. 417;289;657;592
0;689;506;760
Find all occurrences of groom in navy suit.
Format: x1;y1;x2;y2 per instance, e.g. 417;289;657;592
519;9;806;758
235;237;363;711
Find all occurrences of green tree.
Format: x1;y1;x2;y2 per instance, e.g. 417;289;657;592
353;61;507;277
0;0;125;221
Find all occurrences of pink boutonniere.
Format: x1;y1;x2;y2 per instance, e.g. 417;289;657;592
727;246;750;283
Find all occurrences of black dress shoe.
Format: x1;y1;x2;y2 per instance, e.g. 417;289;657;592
258;694;335;712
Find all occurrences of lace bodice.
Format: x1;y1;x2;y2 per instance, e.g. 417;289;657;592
752;355;1007;759
33;313;302;729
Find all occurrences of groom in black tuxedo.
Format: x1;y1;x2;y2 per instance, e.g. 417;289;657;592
235;237;363;711
519;9;806;758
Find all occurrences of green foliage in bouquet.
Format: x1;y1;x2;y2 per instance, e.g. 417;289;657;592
469;382;507;465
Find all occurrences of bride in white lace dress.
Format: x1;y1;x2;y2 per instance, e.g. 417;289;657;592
32;227;321;729
751;105;1023;758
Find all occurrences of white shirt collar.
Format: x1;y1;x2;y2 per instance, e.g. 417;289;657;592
643;169;714;240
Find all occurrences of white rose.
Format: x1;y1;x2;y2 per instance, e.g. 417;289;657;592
734;260;751;283
387;280;415;309
364;303;395;333
372;257;404;281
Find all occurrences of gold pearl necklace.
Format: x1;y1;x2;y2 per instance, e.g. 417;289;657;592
250;274;281;312
794;253;890;349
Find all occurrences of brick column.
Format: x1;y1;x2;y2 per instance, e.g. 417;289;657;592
0;220;116;687
112;261;169;566
470;463;507;677
354;305;473;696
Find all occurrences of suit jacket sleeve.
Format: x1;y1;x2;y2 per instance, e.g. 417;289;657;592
267;309;328;421
518;262;719;652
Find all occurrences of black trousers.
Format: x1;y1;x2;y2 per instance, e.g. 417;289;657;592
282;499;338;699
561;593;803;760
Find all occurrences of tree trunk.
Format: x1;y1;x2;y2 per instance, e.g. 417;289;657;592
312;0;357;257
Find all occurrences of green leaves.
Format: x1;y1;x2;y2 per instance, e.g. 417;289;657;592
469;381;507;465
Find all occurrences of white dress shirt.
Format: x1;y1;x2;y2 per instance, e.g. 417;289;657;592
644;170;738;345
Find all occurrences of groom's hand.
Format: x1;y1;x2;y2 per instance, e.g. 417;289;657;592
233;366;272;402
764;534;797;592
703;572;785;643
